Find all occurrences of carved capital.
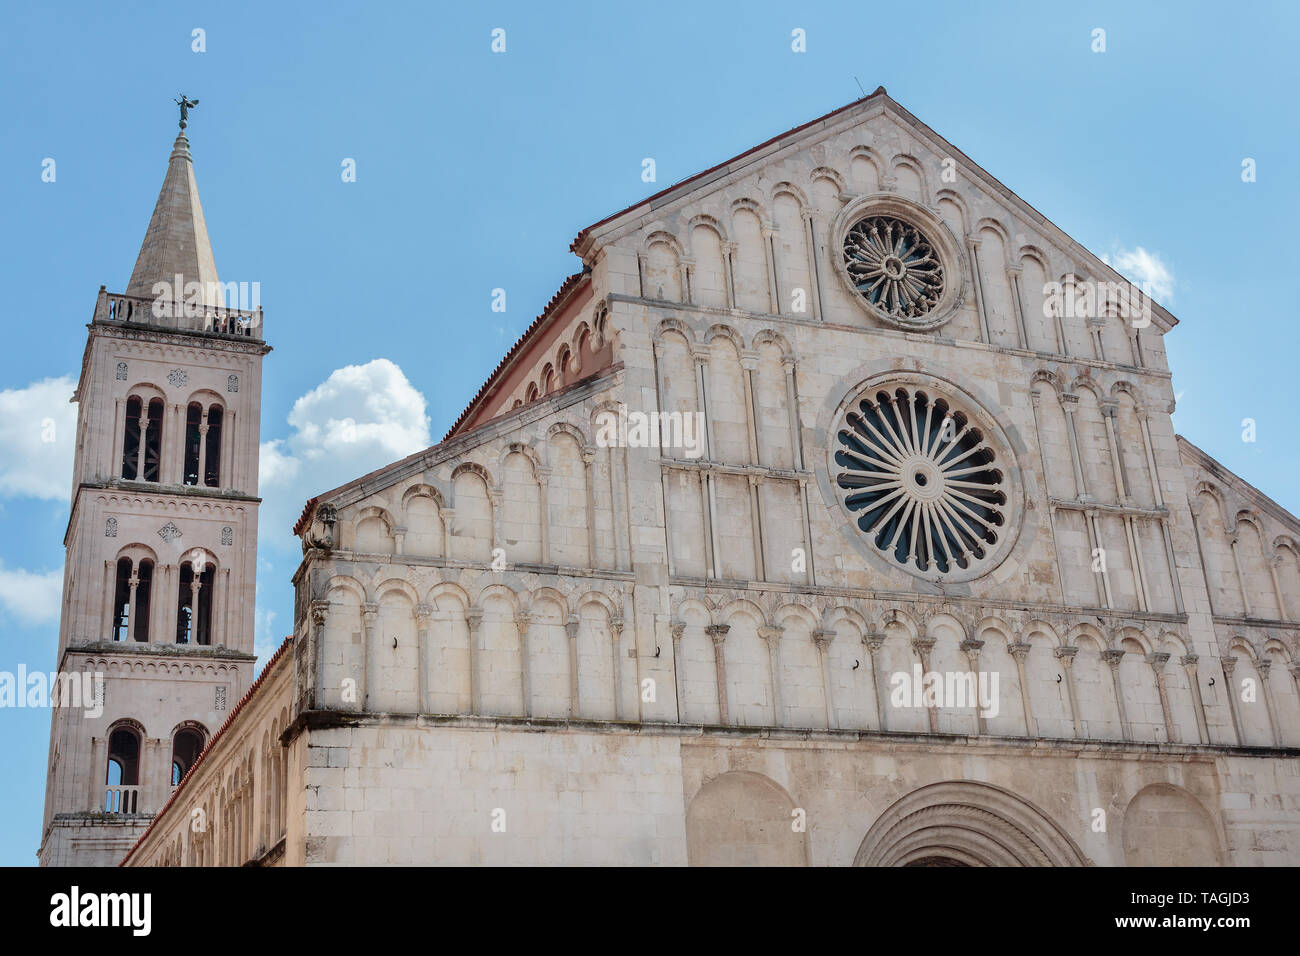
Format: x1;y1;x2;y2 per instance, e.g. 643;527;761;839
309;599;329;630
705;623;730;646
516;610;532;630
466;607;484;633
757;625;784;646
564;616;580;640
812;628;836;646
669;620;686;643
414;603;433;627
1255;658;1272;677
1147;652;1171;670
1008;641;1031;661
1180;654;1199;669
609;617;624;637
864;632;885;653
1054;645;1079;663
1101;648;1124;666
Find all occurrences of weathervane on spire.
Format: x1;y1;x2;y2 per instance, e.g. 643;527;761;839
175;94;199;130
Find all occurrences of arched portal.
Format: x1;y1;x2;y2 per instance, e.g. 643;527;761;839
854;781;1089;867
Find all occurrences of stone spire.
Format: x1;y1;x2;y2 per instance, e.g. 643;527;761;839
125;130;221;305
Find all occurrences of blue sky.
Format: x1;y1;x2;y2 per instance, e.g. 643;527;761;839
1;0;1296;864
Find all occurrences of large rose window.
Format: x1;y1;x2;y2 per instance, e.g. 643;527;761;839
833;384;1007;578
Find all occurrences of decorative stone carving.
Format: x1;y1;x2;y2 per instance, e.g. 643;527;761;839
167;368;188;388
226;374;239;393
214;685;227;710
302;503;337;553
842;215;944;319
221;526;232;546
157;521;182;543
115;362;128;381
105;517;117;538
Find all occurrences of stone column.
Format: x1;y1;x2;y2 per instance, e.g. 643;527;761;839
197;415;209;485
126;567;140;641
1060;395;1088;500
721;240;737;310
802;212;824;321
761;225;779;313
748;474;766;581
1007;265;1029;350
965;235;991;343
961;638;986;734
1220;655;1243;745
783;357;803;470
309;599;328;710
537;467;551;565
582;452;597;569
1182;654;1209;744
1148;652;1175;743
670;620;686;723
1009;642;1034;736
865;633;887;732
360;603;378;711
740;352;762;465
392;527;406;556
1269;556;1289;621
516;610;532;717
415;603;432;714
1029;391;1068;603
1102;648;1130;741
759;625;784;727
1100;401;1130;501
912;637;938;733
565;616;580;718
1123;516;1151;612
681;257;695;305
1086;509;1113;608
813;628;837;730
1055;646;1082;737
706;623;730;725
1256;658;1281;747
1229;535;1252;617
466;607;483;715
609;617;624;721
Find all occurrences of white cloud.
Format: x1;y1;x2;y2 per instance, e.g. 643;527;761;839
0;376;78;500
1103;246;1174;305
0;563;64;625
258;358;431;546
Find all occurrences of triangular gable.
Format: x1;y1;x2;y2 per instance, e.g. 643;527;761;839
572;87;1178;333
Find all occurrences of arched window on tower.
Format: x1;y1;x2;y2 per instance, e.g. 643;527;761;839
111;556;154;642
184;402;224;487
183;403;202;485
105;726;140;813
171;726;206;788
121;397;142;480
123;397;164;482
175;559;215;645
204;405;223;487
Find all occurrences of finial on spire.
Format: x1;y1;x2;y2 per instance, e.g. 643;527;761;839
175;94;199;130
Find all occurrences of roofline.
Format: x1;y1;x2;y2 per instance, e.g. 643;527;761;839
292;268;593;536
119;635;294;866
443;269;591;441
570;86;889;255
570;87;1178;332
1176;434;1300;531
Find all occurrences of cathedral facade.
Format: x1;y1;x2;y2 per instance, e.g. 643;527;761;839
105;90;1300;867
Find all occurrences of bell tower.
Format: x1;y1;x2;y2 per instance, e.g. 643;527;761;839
39;104;270;866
